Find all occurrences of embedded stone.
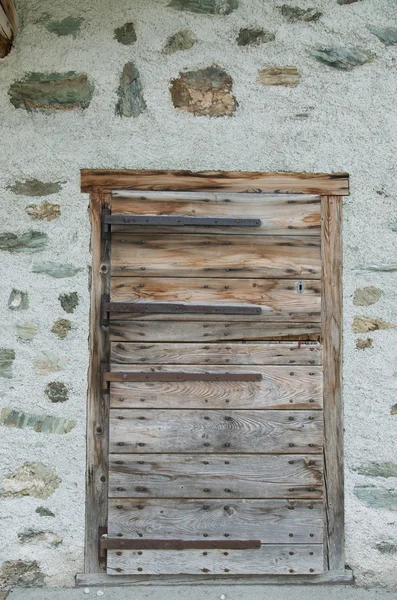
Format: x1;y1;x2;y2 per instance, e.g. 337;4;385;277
116;62;146;118
18;529;63;546
0;349;15;379
353;286;383;306
8;179;63;196
352;317;395;334
51;318;71;339
258;66;301;86
45;382;69;403
367;27;397;46
0;408;76;434
0;231;48;253
356;338;373;350
36;506;55;517
237;28;275;46
32;262;81;278
358;264;397;272
33;352;67;375
311;47;372;70
279;5;322;23
391;404;397;415
377;542;397;554
163;29;197;54
337;0;361;3
391;224;397;232
59;292;79;313
8;289;29;311
2;462;61;499
355;462;397;478
25;202;60;221
17;322;38;341
114;22;137;45
9;72;94;111
45;16;83;38
0;560;44;588
168;0;238;15
354;485;397;511
170;65;237;117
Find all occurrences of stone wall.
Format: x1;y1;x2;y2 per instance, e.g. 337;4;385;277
0;0;397;588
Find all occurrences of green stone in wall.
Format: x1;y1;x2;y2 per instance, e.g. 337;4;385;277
116;63;146;118
51;318;71;339
45;382;69;403
8;289;29;311
0;560;44;588
168;0;238;15
311;47;372;70
163;29;197;54
0;349;15;378
2;462;61;499
8;179;64;196
59;292;79;313
0;231;48;253
32;262;81;278
279;5;322;22
17;322;38;341
114;22;137;45
355;462;397;478
45;16;84;38
354;485;397;511
367;27;397;46
237;28;275;46
0;408;76;434
35;506;55;517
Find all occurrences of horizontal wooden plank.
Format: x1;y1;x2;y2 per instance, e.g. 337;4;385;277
110;365;323;410
110;278;321;322
111;192;321;235
111;233;321;279
109;453;323;498
109;409;323;454
80;169;349;195
109;321;321;342
110;342;322;366
106;544;324;575
108;498;323;543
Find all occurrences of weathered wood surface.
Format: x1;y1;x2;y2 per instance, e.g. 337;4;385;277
111;233;321;279
0;2;13;58
109;365;323;410
110;342;322;365
0;0;17;31
109;409;323;454
80;169;349;195
111;192;321;235
106;544;324;575
110;278;321;322
110;320;321;342
108;498;323;543
321;196;344;571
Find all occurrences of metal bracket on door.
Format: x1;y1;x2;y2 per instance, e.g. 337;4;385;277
100;538;261;552
103;212;261;228
102;370;262;389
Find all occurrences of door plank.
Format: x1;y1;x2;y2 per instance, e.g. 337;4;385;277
109;409;323;454
107;544;324;575
111;233;321;279
110;342;322;365
108;498;323;543
110;278;321;322
109;453;323;498
109;366;323;410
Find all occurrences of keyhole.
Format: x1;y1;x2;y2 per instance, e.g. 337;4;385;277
297;280;304;294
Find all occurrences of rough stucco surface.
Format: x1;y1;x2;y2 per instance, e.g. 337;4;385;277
0;0;396;589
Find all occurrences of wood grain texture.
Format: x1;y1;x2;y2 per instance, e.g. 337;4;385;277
109;365;323;410
108;498;323;543
80;169;349;195
110;277;321;322
111;233;321;279
111;192;321;235
0;0;17;32
106;544;324;575
109;409;323;454
0;3;12;57
110;320;321;342
321;196;344;571
110;342;322;365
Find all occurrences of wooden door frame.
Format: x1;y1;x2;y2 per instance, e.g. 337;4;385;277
78;170;350;587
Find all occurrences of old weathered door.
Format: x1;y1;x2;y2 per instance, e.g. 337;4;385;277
100;187;328;576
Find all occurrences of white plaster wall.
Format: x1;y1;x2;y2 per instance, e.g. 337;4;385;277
0;0;396;588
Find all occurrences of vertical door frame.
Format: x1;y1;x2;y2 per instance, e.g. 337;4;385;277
81;170;348;580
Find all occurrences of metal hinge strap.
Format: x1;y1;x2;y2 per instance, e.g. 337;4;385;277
102;300;261;316
103;371;262;385
103;214;261;228
100;539;261;551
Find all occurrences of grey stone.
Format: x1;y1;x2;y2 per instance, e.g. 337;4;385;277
354;485;397;511
353;286;383;306
163;29;197;54
356;338;373;350
337;0;361;4
51;318;71;339
352;317;395;334
33;352;67;375
8;179;63;196
114;22;137;45
8;289;29;311
355;462;397;478
9;72;94;111
18;529;63;546
0;349;15;379
59;292;79;313
170;65;237;117
258;66;301;86
311;47;372;70
45;16;84;38
237;28;275;46
0;231;48;253
0;560;44;588
25;202;60;221
358;264;397;272
279;5;322;23
17;322;38;341
2;462;61;499
0;408;76;434
367;27;397;46
32;262;82;278
35;506;55;517
391;224;397;232
45;382;69;403
391;404;397;415
168;0;238;15
377;541;397;554
116;62;146;118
